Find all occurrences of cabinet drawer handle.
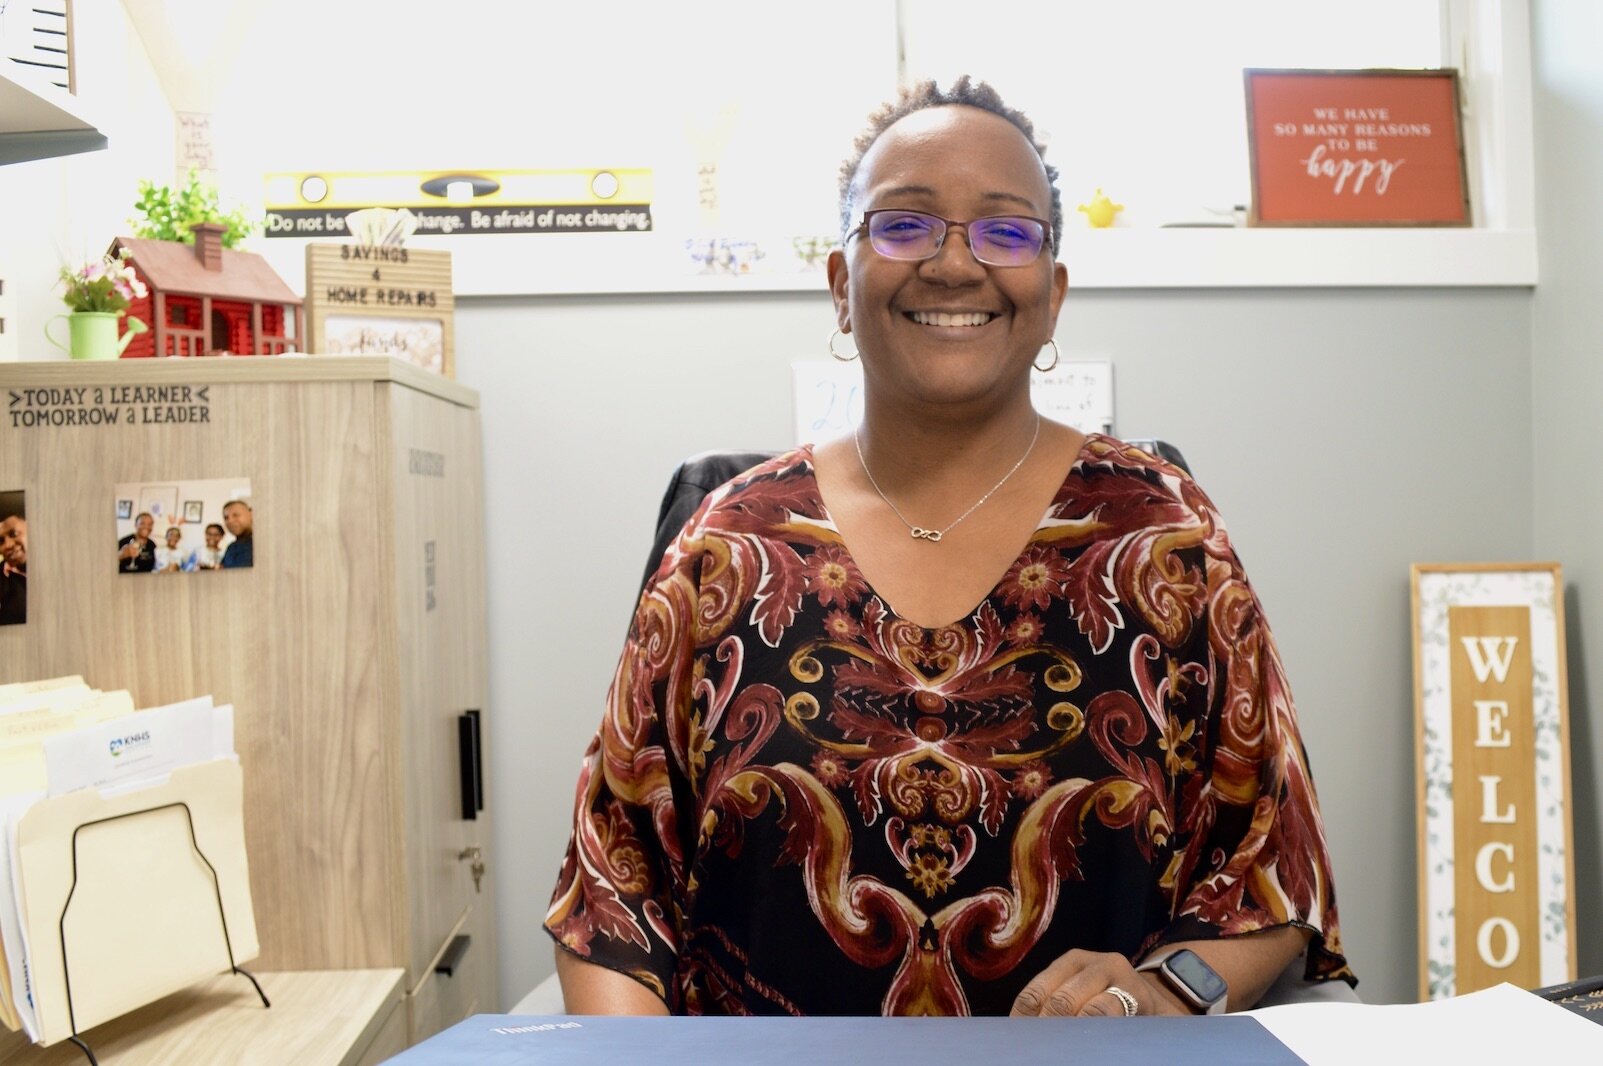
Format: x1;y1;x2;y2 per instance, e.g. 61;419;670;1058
468;709;484;813
435;934;471;977
457;712;481;820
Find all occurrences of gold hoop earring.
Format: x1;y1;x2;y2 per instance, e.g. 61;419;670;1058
829;327;859;363
1033;338;1060;372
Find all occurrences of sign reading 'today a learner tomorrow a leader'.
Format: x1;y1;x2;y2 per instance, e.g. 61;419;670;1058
1245;69;1469;226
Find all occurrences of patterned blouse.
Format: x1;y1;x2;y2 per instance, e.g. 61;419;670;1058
545;435;1352;1015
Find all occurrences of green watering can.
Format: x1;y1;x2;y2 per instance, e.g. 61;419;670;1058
45;312;148;360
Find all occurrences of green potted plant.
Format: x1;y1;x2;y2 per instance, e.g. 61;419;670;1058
45;251;148;360
130;170;255;247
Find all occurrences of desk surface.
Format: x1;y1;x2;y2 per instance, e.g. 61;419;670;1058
0;969;404;1066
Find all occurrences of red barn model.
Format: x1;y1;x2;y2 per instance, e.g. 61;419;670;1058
109;223;303;357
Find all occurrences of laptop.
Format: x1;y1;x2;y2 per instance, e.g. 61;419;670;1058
386;1014;1306;1064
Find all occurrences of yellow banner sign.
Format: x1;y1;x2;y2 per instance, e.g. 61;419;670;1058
262;169;654;238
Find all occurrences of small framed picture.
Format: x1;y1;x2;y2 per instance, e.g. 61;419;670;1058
114;477;253;574
1411;562;1575;1000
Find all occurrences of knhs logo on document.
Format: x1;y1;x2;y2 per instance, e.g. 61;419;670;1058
108;730;152;757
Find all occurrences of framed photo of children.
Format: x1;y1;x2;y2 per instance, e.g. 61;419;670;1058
1411;563;1575;1001
1244;69;1470;226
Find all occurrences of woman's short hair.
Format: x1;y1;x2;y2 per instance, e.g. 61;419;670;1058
838;76;1063;256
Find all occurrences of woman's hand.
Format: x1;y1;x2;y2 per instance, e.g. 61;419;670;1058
1009;949;1184;1018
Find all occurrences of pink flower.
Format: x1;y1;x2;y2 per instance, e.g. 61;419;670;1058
60;254;144;313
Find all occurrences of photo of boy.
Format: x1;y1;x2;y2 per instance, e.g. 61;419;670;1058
190;523;226;570
156;526;186;572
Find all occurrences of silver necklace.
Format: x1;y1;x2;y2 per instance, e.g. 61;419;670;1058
854;413;1042;543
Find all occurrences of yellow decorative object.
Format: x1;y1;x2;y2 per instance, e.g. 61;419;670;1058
1076;188;1124;228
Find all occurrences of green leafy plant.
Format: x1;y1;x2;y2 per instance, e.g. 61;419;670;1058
130;170;255;247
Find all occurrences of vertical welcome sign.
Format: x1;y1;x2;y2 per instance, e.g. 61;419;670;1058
1412;564;1575;1000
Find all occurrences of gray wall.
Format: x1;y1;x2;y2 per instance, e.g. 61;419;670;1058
456;285;1534;1009
1531;0;1603;983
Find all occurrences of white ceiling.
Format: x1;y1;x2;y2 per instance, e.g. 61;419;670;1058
120;0;267;112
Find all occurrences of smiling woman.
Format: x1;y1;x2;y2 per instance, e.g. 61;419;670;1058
546;78;1355;1020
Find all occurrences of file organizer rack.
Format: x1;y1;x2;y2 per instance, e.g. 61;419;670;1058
55;801;269;1065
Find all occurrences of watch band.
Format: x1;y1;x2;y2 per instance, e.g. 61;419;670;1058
1136;949;1228;1015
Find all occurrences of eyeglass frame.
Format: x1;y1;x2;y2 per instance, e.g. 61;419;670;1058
846;208;1057;266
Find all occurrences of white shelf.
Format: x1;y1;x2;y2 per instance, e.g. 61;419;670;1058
1060;226;1538;289
433;225;1537;298
0;57;105;165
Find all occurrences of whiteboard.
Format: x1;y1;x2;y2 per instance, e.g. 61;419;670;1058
792;359;1113;445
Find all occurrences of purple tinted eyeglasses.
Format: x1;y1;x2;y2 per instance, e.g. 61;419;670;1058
849;209;1053;266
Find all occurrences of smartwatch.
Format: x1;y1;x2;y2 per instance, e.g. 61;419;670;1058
1136;948;1228;1015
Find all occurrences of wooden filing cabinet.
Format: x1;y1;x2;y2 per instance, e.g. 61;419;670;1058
0;357;497;1046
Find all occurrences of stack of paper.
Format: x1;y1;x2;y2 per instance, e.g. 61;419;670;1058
1246;981;1603;1060
0;677;256;1047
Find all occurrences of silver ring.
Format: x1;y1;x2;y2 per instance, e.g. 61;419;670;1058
1105;984;1139;1017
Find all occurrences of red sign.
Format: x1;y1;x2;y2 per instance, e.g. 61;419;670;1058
1245;69;1469;226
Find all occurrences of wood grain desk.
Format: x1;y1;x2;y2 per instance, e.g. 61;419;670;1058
0;970;406;1066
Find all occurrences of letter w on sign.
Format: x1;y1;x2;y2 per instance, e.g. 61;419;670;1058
1461;636;1519;684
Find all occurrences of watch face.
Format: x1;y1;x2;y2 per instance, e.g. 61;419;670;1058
1166;949;1228;1005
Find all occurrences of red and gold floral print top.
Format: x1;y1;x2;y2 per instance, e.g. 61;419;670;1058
545;435;1352;1015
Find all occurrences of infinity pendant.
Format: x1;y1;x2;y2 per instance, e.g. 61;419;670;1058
910;527;942;542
